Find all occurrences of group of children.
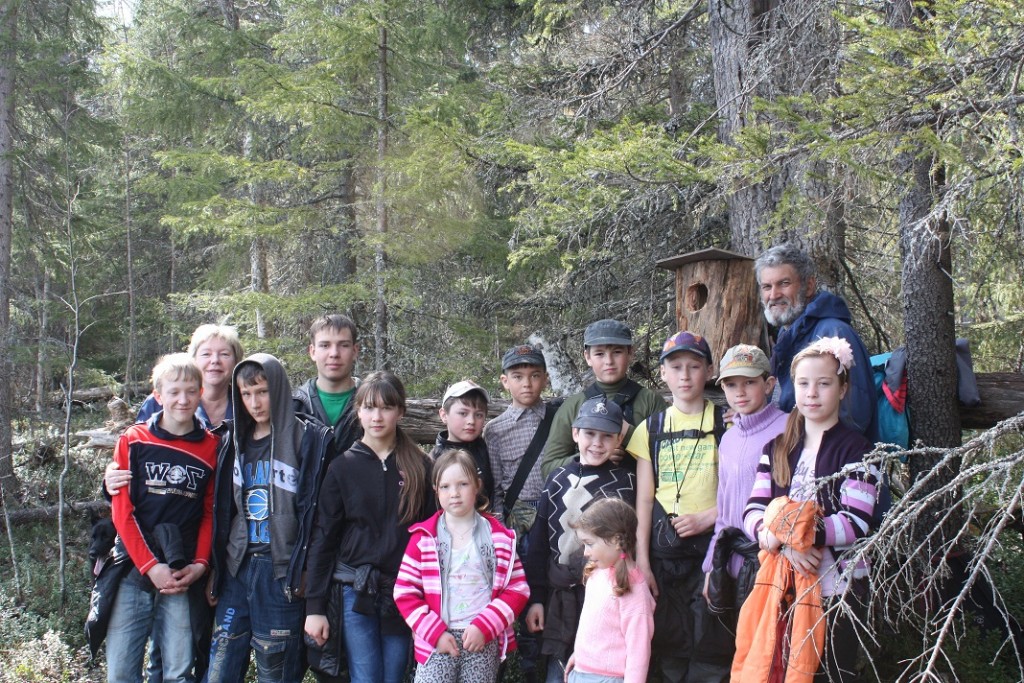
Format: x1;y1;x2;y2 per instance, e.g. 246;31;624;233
93;314;879;683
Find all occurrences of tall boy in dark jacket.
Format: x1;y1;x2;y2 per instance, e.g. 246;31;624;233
540;319;668;479
205;354;333;683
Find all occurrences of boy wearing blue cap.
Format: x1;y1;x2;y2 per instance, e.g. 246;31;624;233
540;319;668;479
524;396;638;683
627;331;729;683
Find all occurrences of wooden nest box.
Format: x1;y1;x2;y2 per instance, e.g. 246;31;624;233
656;247;765;370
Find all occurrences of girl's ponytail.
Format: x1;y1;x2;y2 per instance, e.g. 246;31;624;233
612;552;631;597
770;411;804;488
393;428;428;524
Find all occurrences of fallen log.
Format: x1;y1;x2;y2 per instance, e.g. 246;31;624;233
69;372;1024;451
76;428;119;450
48;382;149;407
703;373;1024;430
385;373;1024;440
401;398;509;445
961;373;1024;430
1;500;109;528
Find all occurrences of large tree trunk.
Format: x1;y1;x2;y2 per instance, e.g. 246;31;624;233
709;0;773;257
708;0;845;287
890;0;961;551
0;0;17;488
373;22;390;370
216;0;239;32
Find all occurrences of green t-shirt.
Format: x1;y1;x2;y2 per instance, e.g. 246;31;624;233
318;387;355;426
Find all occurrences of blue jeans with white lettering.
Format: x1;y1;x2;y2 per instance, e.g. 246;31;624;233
203;554;305;683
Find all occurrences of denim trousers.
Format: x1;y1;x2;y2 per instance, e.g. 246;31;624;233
567;671;624;683
106;579;193;683
545;658;569;683
204;554;305;683
341;584;410;683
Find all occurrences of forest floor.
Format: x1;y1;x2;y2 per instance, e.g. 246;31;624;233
2;411;1023;682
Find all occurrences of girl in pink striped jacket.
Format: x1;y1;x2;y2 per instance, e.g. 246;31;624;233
395;448;530;682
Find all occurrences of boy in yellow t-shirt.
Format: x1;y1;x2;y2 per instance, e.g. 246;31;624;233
627;330;729;683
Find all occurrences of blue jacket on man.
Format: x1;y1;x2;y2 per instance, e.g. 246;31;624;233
770;290;879;441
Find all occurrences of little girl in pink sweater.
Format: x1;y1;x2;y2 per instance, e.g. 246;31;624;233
565;498;655;683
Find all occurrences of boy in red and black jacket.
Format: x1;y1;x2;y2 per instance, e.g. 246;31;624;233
106;353;219;683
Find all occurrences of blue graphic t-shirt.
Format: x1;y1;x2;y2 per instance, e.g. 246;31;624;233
241;434;272;555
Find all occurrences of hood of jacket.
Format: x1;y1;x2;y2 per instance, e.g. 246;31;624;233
231;353;298;453
799;290;853;324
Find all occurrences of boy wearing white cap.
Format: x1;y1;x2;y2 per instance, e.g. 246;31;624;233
430;380;496;509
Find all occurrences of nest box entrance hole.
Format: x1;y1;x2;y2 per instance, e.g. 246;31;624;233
686;282;708;312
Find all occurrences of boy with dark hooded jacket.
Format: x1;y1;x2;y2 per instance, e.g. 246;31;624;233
205;353;334;683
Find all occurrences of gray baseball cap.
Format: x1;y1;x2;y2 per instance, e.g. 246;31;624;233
584;319;633;347
572;396;624;434
501;344;546;371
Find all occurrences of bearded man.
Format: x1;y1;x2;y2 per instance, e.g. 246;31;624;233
755;243;878;440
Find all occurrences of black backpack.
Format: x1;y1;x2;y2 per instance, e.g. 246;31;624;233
646;401;726;480
584;379;643;426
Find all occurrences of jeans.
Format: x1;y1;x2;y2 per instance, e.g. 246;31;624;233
567;671;623;683
106;579;193;683
204;554;305;683
147;638;163;683
545;658;569;683
341;585;410;683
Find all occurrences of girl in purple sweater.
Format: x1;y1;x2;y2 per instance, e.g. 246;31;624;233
566;498;655;683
